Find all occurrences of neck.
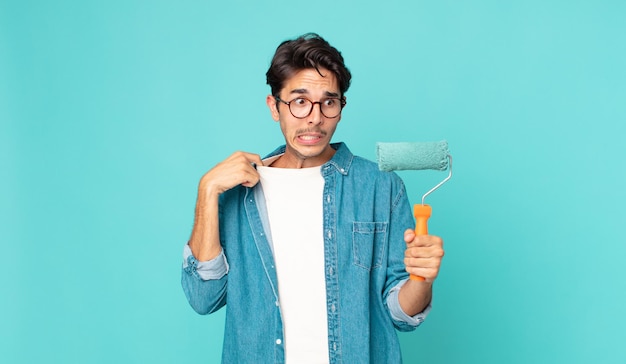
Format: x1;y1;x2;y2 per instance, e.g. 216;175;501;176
270;146;336;168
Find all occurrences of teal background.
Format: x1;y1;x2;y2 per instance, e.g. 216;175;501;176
2;0;625;363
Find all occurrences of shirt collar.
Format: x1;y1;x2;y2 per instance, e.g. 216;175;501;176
263;142;353;176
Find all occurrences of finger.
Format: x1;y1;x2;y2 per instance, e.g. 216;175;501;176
405;245;445;259
404;256;442;279
222;152;261;174
241;170;261;188
202;155;262;192
236;163;262;187
404;256;442;269
230;152;263;187
252;155;264;167
404;229;415;244
407;235;444;248
228;151;263;167
405;266;440;281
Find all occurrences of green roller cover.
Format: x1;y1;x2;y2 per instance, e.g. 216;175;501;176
376;141;449;171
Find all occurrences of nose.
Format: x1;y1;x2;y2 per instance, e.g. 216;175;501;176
307;102;324;125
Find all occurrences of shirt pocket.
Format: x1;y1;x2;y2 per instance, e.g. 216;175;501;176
352;221;388;270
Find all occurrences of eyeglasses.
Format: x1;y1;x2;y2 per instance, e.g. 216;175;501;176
275;96;346;119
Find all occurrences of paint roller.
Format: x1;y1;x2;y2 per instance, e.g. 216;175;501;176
376;141;452;281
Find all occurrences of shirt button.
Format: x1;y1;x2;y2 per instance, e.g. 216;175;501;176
331;304;336;312
329;267;334;275
327;230;332;239
276;339;282;345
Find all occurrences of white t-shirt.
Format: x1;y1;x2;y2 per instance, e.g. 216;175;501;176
257;163;329;364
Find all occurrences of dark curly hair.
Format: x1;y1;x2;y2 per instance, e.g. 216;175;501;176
266;33;352;98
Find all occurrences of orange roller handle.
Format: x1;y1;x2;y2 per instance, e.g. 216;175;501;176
410;204;432;281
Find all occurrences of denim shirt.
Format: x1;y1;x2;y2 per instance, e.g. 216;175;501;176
181;143;430;364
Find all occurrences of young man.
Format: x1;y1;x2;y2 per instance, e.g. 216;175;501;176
181;33;444;363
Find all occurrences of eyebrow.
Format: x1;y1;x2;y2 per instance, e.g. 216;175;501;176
289;89;340;98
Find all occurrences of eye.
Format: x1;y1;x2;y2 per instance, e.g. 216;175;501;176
293;98;308;106
323;98;336;106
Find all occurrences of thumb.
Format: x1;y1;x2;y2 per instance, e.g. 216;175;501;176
404;229;416;244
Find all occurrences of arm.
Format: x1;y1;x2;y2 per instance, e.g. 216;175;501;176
188;151;264;261
398;229;444;316
182;152;263;314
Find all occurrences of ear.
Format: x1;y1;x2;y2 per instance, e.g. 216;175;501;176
266;95;280;121
337;96;346;123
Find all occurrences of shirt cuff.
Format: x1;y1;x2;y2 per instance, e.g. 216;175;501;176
387;279;432;326
182;244;229;281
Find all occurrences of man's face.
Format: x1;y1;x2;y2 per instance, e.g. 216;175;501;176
266;68;342;168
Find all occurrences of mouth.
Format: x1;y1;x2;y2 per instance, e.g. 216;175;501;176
296;132;326;145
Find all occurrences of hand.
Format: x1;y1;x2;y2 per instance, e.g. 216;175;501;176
403;229;444;283
189;151;263;262
199;151;264;195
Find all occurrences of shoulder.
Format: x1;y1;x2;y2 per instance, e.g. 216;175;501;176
350;154;404;185
333;142;400;180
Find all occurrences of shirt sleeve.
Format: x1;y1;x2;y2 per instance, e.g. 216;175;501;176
386;279;431;327
182;244;229;281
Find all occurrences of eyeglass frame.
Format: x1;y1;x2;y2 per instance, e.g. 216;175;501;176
274;96;347;119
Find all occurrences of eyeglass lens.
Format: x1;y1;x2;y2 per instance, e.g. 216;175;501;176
289;98;342;118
